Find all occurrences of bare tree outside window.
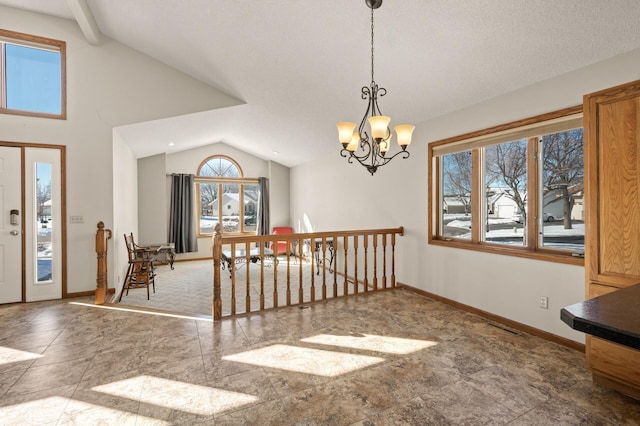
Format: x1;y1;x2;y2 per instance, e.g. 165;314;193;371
441;151;472;239
443;152;472;214
486;139;528;221
542;129;584;230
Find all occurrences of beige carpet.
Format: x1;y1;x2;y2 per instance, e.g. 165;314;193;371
117;256;347;317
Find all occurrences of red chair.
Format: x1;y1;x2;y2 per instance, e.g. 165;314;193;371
270;226;294;255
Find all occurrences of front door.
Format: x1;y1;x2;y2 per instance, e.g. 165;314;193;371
0;146;23;304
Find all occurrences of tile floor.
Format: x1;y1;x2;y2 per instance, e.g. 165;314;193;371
1;289;639;425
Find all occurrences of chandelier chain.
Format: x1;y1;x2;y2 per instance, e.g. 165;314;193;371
370;5;375;84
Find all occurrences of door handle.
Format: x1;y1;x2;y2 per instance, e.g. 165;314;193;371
10;230;19;236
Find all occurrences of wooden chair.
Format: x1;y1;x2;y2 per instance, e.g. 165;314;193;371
119;233;156;301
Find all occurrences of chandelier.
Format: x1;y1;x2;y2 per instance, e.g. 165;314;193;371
337;0;414;176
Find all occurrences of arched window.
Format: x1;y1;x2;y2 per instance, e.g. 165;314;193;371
196;155;259;235
198;155;242;178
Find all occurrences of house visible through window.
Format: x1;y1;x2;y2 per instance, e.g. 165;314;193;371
430;107;584;264
196;155;259;235
0;29;66;119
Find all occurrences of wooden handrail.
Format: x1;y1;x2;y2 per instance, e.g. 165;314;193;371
95;221;112;305
212;225;404;320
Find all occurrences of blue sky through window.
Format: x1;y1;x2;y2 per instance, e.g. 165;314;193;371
5;44;61;114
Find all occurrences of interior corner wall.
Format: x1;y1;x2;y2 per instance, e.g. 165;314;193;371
290;47;640;344
0;5;240;295
267;161;290;229
112;132;138;295
138;153;168;244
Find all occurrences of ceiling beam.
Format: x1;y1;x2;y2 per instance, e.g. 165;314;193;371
66;0;101;45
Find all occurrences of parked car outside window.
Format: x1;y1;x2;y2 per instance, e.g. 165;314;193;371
512;212;555;223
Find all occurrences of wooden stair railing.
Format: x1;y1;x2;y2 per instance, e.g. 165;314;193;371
95;221;112;305
212;224;404;320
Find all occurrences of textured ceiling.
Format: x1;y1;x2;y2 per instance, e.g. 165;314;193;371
3;0;640;167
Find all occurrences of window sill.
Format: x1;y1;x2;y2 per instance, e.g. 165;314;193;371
428;237;584;266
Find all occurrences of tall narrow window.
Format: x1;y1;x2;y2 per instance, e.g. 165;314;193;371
0;29;66;119
540;129;584;251
441;151;472;240
484;139;527;246
35;162;53;282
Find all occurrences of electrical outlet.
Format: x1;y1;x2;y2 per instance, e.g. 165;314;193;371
540;296;549;309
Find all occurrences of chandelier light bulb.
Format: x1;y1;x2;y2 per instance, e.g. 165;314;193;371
337;122;357;146
347;132;360;152
395;124;415;149
368;116;391;140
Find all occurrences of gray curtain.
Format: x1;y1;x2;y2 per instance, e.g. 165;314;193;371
169;174;198;253
256;177;270;238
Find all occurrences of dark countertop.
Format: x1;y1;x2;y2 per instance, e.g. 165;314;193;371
561;284;640;350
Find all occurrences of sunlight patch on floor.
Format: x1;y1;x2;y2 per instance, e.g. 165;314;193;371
92;375;259;415
301;333;438;354
0;346;42;365
222;344;385;377
0;396;140;425
0;396;68;424
68;302;213;322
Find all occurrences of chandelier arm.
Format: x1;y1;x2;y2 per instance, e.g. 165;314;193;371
375;149;411;166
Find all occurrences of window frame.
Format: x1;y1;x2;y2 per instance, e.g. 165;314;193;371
195;155;259;237
0;29;66;120
428;105;584;265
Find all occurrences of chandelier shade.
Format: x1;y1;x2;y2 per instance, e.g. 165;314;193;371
337;0;413;175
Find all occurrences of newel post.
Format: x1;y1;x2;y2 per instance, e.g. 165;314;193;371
95;221;112;305
212;223;223;320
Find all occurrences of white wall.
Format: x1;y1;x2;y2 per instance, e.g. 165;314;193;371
112;132;138;296
291;48;640;344
0;6;240;293
268;161;291;228
138;142;290;260
137;153;167;245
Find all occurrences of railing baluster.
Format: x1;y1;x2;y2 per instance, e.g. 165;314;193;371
273;243;279;308
364;234;369;292
245;241;251;314
391;232;397;288
382;234;387;289
353;235;359;295
373;233;378;291
343;236;349;296
230;241;236;316
213;223;222;320
322;237;327;300
311;239;315;298
286;240;291;306
260;243;265;310
298;238;304;303
332;236;338;298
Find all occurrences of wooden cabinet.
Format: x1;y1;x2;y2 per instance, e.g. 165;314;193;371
584;79;640;399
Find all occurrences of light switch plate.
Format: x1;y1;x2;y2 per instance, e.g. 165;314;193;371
70;215;84;224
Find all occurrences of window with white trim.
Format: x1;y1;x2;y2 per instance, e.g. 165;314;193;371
429;107;584;263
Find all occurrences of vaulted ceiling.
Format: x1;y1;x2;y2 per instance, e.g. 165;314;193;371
3;0;640;167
